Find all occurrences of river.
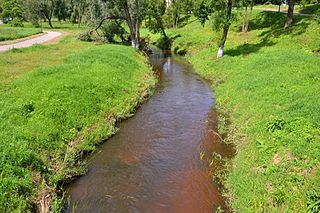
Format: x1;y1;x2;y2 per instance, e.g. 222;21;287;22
64;49;234;213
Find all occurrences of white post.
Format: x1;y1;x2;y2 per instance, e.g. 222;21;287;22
217;47;224;58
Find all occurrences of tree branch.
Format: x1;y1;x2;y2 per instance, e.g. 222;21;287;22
90;16;125;33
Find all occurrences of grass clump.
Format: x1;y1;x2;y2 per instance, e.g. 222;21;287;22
0;27;41;41
0;40;155;212
152;10;320;212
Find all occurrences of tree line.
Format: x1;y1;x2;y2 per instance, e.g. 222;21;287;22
0;0;317;56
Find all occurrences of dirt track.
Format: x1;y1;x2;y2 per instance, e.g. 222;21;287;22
0;31;62;52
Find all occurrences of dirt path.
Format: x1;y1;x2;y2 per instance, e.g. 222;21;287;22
0;31;63;52
255;8;316;17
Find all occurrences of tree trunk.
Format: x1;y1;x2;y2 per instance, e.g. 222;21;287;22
242;5;253;33
42;10;54;28
242;6;248;33
48;17;54;28
122;1;138;49
217;0;232;58
217;26;230;58
78;8;81;28
278;3;281;12
175;15;179;28
135;21;140;49
285;0;294;28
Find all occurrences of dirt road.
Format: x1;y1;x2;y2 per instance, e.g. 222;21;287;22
0;31;62;52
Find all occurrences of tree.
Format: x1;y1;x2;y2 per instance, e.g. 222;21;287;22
73;0;88;28
54;0;69;22
1;0;24;26
242;0;254;33
39;0;55;28
26;0;57;28
165;0;192;28
214;0;233;58
24;0;42;27
146;0;168;39
92;0;147;49
195;0;236;58
194;0;211;27
285;0;295;28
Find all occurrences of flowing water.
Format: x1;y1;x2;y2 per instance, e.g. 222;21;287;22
64;50;234;213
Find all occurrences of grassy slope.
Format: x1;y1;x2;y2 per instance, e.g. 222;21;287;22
156;11;320;212
0;38;155;212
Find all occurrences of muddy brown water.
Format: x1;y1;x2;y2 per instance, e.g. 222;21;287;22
64;50;234;213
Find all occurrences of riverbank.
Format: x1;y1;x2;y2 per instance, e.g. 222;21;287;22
0;37;156;212
149;11;320;211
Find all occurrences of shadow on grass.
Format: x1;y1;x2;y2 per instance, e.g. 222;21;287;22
227;11;314;56
225;40;276;56
299;4;320;14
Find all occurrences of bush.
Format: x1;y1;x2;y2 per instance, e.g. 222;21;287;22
10;18;24;27
76;31;94;42
100;21;126;43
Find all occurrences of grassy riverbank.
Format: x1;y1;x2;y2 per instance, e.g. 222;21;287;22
0;38;156;212
150;11;320;212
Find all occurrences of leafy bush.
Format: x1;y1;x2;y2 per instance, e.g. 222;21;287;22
100;21;127;43
76;31;94;42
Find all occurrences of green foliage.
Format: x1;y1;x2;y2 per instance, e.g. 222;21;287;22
100;21;126;42
193;0;211;27
0;0;24;26
0;40;155;212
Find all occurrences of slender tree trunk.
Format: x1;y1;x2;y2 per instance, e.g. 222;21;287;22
135;21;140;49
122;1;138;49
78;7;81;28
217;26;230;58
278;3;281;12
285;0;295;28
175;15;179;28
48;17;54;28
242;6;248;33
217;0;232;58
242;5;253;33
42;10;54;28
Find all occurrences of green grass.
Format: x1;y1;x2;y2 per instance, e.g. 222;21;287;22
0;27;41;41
0;38;156;212
0;20;87;41
148;11;320;212
255;3;320;15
